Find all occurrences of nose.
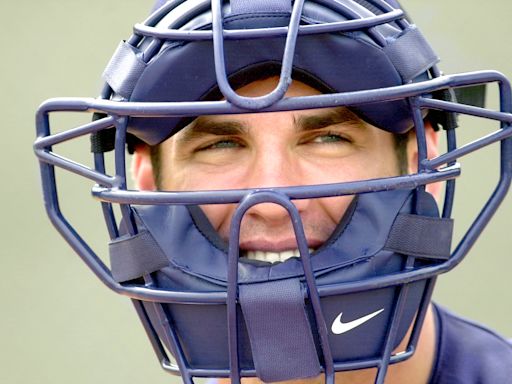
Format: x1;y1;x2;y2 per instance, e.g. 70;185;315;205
243;147;310;226
244;201;295;227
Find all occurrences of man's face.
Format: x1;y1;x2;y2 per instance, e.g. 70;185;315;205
154;77;404;262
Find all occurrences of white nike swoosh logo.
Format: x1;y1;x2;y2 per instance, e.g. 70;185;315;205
331;308;385;335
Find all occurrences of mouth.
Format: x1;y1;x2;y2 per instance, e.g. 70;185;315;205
243;248;315;263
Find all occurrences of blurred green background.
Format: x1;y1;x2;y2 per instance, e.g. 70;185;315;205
1;1;510;383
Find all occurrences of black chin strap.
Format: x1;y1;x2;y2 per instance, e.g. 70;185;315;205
109;230;169;283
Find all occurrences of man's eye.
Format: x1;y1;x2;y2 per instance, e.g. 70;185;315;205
198;139;242;151
310;132;349;144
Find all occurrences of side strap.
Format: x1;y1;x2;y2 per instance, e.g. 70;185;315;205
109;230;169;282
102;41;146;99
383;26;439;82
384;214;453;260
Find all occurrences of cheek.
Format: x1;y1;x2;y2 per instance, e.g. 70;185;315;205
299;145;397;186
332;143;400;181
309;196;354;242
162;175;237;238
204;197;355;245
200;203;236;241
317;196;354;224
159;162;252;240
162;162;248;192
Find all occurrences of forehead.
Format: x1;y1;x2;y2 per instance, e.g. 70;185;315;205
179;76;362;129
235;76;322;97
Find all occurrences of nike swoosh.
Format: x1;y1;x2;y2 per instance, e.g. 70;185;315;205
331;308;385;335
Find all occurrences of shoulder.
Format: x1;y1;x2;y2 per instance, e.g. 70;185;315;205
430;303;512;384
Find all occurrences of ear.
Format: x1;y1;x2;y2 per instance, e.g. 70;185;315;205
407;121;441;199
131;144;157;191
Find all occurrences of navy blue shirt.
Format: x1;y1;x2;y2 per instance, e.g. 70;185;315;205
430;304;512;383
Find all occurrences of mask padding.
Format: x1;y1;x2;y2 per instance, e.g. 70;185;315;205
229;0;291;14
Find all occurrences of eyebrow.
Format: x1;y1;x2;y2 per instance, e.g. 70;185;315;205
176;116;247;144
176;107;364;144
294;107;365;132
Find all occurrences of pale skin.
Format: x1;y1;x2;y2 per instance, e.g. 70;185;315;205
133;77;440;384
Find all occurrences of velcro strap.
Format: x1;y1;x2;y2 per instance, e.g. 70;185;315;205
430;89;459;130
454;84;486;108
383;26;439;82
90;130;115;153
230;0;291;14
102;41;146;99
109;230;169;282
385;214;453;260
239;279;320;382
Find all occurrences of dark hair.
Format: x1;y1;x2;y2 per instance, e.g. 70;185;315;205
394;131;411;176
150;144;163;189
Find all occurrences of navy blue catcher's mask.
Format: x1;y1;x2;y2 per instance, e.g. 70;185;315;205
34;0;512;383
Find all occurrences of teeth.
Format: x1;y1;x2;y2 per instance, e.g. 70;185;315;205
244;248;314;263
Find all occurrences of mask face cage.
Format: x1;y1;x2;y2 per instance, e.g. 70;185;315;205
34;0;512;383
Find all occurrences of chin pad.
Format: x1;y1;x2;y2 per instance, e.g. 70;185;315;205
108;189;453;379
